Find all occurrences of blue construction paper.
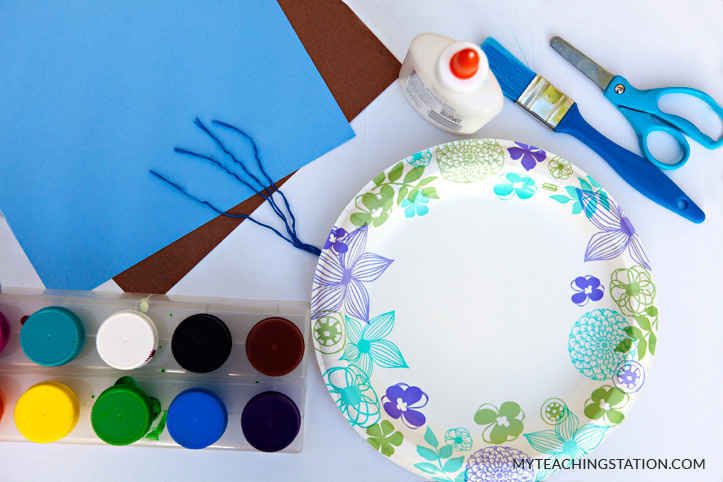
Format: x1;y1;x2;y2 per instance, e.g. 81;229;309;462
0;1;354;289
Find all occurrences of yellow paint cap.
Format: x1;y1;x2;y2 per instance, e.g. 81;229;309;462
15;381;80;443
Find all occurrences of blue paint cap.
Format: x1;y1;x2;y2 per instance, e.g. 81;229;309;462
20;306;85;366
167;388;228;449
241;391;300;452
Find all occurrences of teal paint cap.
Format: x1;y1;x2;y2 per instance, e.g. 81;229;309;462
20;306;85;366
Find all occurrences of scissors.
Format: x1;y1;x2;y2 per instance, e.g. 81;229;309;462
550;36;723;170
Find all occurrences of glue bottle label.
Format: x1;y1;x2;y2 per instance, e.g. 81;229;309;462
403;70;464;132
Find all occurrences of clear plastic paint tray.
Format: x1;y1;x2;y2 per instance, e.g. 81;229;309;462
0;288;309;452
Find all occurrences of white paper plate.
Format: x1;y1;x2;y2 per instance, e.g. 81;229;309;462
311;139;657;481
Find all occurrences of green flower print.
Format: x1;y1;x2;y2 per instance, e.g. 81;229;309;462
444;427;473;452
584;385;628;426
351;161;439;228
524;407;608;480
366;420;404;457
540;398;569;425
610;265;656;316
616;305;658;361
313;310;346;355
611;266;658;361
340;311;408;376
473;402;525;444
493;173;537;200
548;156;573;179
435;139;505;183
323;364;381;428
351;186;395;227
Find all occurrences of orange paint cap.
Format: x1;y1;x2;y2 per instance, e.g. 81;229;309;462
450;48;479;79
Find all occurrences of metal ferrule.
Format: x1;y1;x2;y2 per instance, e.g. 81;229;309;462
517;75;574;129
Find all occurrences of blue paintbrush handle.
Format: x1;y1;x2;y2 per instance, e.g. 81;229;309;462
555;103;705;224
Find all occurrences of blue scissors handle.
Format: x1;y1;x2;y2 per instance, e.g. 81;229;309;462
617;106;691;169
604;75;723;169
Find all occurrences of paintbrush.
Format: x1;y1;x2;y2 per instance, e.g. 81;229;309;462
481;37;704;224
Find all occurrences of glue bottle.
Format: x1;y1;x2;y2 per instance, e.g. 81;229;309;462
399;33;504;135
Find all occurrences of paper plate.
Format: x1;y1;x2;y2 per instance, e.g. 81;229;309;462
311;139;656;481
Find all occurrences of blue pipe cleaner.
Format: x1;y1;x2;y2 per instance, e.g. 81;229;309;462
150;119;321;256
212;120;299;234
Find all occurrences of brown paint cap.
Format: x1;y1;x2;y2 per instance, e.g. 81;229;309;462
245;317;304;376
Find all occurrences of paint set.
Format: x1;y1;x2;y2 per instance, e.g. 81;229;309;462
0;288;309;452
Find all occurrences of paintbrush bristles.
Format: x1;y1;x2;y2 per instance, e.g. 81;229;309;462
481;37;536;101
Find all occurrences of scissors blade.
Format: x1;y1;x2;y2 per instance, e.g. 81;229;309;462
550;36;614;90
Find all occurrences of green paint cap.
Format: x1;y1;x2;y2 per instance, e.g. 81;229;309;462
91;376;160;446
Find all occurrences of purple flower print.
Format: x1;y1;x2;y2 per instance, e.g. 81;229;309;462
584;199;651;270
312;226;393;322
382;383;428;429
613;360;645;393
466;446;535;482
570;275;605;306
508;142;546;171
323;226;349;254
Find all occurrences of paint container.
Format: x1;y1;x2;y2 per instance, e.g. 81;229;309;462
91;376;161;446
0;289;308;451
15;381;80;443
167;388;228;449
171;314;232;373
246;317;304;376
241;391;300;452
20;306;85;366
96;310;158;370
0;309;9;354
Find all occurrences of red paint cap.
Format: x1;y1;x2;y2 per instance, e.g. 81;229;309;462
450;48;479;79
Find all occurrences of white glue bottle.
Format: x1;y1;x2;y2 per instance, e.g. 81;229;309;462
399;33;504;135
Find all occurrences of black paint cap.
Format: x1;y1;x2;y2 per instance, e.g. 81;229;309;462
241;391;301;452
171;314;232;373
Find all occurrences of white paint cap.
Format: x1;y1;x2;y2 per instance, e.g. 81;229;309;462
96;310;159;370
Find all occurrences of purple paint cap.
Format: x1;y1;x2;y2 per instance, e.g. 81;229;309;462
0;310;9;354
241;391;300;452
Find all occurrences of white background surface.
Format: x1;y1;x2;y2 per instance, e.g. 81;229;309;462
1;0;722;480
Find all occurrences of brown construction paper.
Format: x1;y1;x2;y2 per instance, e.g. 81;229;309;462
276;0;402;121
113;173;293;294
113;0;400;294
